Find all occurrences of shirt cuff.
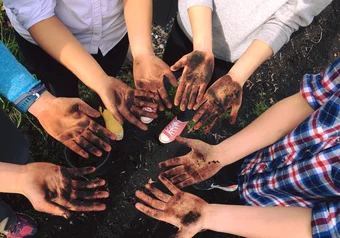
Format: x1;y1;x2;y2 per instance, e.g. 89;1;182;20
255;24;289;55
187;0;213;10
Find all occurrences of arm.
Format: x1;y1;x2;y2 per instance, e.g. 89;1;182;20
124;0;177;110
204;205;312;238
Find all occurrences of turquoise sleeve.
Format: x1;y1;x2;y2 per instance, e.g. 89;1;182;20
0;41;40;102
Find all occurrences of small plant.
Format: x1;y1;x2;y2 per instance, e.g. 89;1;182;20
253;99;270;117
164;110;174;120
238;118;248;128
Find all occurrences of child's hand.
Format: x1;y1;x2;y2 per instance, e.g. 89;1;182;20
135;174;208;238
158;136;223;188
171;50;214;111
19;163;109;218
99;76;158;131
133;54;178;111
193;75;242;132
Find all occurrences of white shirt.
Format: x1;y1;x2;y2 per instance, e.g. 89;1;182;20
4;0;127;56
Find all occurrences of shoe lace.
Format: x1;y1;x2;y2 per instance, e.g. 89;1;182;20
165;120;180;136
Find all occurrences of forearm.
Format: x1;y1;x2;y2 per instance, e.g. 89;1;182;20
215;93;314;165
0;162;26;194
188;6;212;52
228;40;273;86
123;0;153;57
28;16;108;94
204;204;312;238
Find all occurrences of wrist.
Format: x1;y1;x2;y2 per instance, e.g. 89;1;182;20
226;72;247;87
201;203;215;230
28;91;55;119
131;44;154;58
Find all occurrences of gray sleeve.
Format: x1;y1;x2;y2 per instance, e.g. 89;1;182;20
255;0;332;54
186;0;213;10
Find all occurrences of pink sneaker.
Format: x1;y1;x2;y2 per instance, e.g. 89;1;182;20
140;107;156;124
2;213;37;238
159;117;188;144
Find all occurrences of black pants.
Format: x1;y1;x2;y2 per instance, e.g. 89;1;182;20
0;110;31;231
163;18;234;121
15;33;129;98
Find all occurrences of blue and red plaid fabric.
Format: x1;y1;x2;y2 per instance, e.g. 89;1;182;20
238;58;340;238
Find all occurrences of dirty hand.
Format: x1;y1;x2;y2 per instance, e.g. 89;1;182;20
171;50;214;111
135;174;208;238
98;76;158;131
193;75;242;133
31;94;116;159
18;163;109;218
158;136;223;188
133;54;178;111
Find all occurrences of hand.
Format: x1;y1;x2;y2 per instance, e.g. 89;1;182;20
29;92;116;158
18;163;109;218
171;50;214;111
193;75;242;133
98;76;158;131
135;174;208;238
158;136;223;188
133;54;178;110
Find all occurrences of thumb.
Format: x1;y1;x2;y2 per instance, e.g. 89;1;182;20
175;136;198;149
229;99;242;125
170;56;187;71
36;200;71;219
77;100;100;118
171;229;196;238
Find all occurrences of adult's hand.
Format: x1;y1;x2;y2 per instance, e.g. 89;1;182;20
171;50;214;111
18;163;109;218
159;136;223;188
135;175;208;238
133;54;178;111
29;92;116;158
98;76;158;131
193;75;242;133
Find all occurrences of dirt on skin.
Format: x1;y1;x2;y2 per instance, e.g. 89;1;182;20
3;1;340;238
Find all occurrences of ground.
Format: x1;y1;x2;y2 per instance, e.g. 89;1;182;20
1;1;340;238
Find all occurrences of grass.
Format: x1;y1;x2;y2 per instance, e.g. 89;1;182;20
252;91;271;117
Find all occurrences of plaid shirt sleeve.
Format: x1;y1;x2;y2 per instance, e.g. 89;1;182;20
312;202;340;238
300;58;340;110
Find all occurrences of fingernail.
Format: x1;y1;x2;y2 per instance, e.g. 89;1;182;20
62;213;68;219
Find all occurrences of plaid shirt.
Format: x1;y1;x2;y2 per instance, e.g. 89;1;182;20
238;58;340;238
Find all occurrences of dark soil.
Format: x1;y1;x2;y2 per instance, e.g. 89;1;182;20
3;1;340;238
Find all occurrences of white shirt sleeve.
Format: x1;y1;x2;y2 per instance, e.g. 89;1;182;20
3;0;56;30
255;0;332;54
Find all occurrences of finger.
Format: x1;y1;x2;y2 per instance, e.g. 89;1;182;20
170;174;191;185
158;87;172;109
77;101;100;118
158;157;184;169
68;167;96;177
179;86;190;111
130;105;158;119
193;111;211;131
229;103;242;125
121;109;148;131
64;141;89;159
134;98;158;109
165;72;178;87
163;165;186;178
172;229;198;238
135;203;165;221
83;129;111;152
193;85;207;110
159;173;181;195
175;136;198;149
176;178;196;188
89;121;116;141
75;137;102;157
72;190;109;200
66;200;106;212
135;190;167;210
145;183;172;203
170;56;187;71
134;89;158;100
36;200;71;219
187;87;199;110
153;92;165;111
192;103;209;123
174;77;186;106
203;114;220;133
72;178;106;189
